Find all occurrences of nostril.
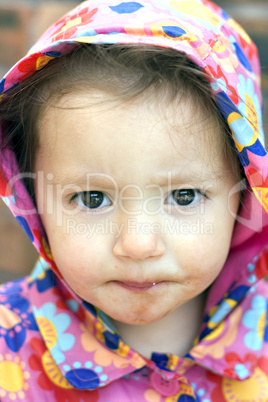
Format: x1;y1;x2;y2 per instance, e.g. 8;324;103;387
113;234;165;260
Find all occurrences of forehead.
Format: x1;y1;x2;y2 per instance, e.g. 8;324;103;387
36;90;231;180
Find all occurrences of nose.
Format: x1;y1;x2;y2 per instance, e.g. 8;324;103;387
113;220;165;260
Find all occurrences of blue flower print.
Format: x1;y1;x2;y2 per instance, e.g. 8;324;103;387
191;382;210;402
0;277;23;295
265;303;268;343
234;363;250;380
16;216;34;241
236;74;263;144
110;2;143;14
62;360;109;389
0;291;38;352
229;35;252;72
178;395;201;402
0;77;5;93
29;259;56;292
34;269;56;293
242;295;266;350
33;302;75;364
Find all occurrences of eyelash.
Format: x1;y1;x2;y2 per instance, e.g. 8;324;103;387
165;189;207;208
69;189;207;211
69;191;112;211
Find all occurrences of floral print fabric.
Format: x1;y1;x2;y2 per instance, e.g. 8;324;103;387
0;0;268;400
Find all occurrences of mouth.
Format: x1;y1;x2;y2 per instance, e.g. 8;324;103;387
113;281;163;292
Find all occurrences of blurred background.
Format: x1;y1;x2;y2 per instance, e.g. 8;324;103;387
0;0;267;282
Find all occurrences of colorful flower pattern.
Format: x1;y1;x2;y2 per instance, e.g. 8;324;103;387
28;337;99;401
0;353;31;400
0;0;267;400
242;295;266;351
33;302;75;364
0;281;38;352
208;360;268;402
0;0;266;262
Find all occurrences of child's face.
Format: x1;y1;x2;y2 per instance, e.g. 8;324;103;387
35;91;240;326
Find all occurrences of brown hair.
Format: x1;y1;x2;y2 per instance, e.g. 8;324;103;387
0;44;242;198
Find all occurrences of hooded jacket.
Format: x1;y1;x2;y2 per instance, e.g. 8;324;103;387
0;0;268;401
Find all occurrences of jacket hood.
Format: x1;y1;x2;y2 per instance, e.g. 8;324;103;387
0;0;268;387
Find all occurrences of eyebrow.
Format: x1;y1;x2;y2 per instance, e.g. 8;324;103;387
47;171;119;189
47;168;225;190
152;170;226;187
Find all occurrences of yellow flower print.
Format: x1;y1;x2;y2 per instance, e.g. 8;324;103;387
41;237;53;260
0;354;30;400
245;93;259;135
36;56;54;71
165;382;195;401
80;313;144;369
95;320;130;358
239;74;262;137
41;350;73;389
222;367;268;401
227;19;252;45
191;307;242;360
170;1;220;26
36;316;58;350
258;311;266;339
33;303;75;365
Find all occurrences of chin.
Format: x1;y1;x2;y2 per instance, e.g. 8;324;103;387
109;309;166;326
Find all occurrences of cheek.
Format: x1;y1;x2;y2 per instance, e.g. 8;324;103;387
49;232;108;288
173;229;232;287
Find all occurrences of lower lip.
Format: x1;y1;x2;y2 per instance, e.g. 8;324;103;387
113;281;162;292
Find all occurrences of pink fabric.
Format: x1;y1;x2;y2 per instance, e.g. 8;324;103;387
0;1;267;400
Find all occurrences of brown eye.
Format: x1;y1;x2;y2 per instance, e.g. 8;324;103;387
81;191;104;208
168;189;201;206
73;191;112;209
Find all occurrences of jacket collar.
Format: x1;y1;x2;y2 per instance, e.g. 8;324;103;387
29;257;267;390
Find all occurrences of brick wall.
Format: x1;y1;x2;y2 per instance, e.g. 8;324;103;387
0;2;79;282
0;0;267;281
0;5;32;68
0;1;79;76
